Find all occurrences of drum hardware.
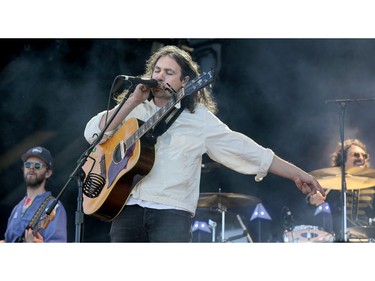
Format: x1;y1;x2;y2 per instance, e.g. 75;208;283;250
221;214;254;243
217;202;227;243
197;192;260;242
283;225;335;243
281;204;335;243
236;214;253;242
347;225;375;242
223;232;248;242
208;219;217;242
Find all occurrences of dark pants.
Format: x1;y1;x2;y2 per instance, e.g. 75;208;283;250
110;204;193;242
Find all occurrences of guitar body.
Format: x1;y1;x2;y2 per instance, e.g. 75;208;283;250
82;118;155;222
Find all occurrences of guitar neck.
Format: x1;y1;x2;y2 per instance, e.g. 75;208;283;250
125;89;185;148
32;220;44;236
125;70;214;148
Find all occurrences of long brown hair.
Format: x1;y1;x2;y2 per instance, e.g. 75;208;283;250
115;45;217;114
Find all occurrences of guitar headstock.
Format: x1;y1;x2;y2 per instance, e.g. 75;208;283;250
184;70;215;97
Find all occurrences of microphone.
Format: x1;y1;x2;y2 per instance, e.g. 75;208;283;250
120;75;159;88
236;214;253;243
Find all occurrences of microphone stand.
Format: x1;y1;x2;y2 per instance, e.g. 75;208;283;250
43;76;132;242
338;101;347;242
325;98;375;242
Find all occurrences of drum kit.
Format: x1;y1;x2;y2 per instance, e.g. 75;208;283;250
197;165;375;243
283;166;375;243
284;224;375;243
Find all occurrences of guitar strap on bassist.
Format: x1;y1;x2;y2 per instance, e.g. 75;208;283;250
16;195;54;242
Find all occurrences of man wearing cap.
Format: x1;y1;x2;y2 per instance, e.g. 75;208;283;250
2;146;67;242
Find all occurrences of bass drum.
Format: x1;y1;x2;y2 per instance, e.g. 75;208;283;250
283;225;335;243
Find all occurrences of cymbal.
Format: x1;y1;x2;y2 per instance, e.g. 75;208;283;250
198;192;261;208
309;167;375;190
195;208;238;223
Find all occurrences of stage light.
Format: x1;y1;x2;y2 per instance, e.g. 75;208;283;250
192;221;211;233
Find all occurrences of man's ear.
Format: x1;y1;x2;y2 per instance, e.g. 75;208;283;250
182;76;190;86
45;169;53;179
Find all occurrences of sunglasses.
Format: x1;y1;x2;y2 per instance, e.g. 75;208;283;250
351;152;369;160
23;161;44;169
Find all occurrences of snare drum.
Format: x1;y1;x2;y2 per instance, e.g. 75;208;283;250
283;225;335;243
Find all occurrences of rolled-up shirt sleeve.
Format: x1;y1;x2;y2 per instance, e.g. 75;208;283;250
84;110;120;144
204;110;275;182
254;147;274;181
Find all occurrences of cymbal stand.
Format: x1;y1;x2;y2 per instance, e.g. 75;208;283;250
218;202;227;242
208;219;217;242
338;101;348;242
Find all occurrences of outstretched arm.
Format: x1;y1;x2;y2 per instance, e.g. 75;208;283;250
268;155;326;198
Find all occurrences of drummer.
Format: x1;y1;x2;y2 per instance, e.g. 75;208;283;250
307;138;375;241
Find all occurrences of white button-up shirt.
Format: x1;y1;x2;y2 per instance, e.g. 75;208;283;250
84;100;274;215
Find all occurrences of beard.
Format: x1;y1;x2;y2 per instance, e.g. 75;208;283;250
151;88;173;100
24;172;46;188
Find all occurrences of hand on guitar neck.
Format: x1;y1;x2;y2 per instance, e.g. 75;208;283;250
25;209;56;243
14;209;56;243
25;229;44;242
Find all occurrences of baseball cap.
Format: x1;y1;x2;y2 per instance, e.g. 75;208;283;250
21;146;53;169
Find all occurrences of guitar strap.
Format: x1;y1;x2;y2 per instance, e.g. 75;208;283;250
28;195;54;229
16;195;54;242
151;104;186;138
